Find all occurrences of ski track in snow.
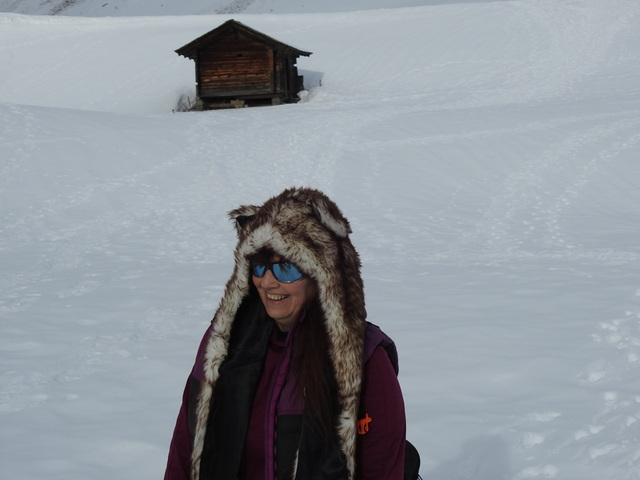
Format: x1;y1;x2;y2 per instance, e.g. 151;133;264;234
507;0;638;104
459;116;640;262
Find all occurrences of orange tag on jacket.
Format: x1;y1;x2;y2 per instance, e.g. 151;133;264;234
357;413;372;435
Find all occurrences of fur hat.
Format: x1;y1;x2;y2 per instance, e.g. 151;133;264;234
191;187;367;480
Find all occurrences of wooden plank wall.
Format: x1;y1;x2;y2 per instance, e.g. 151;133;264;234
198;34;274;97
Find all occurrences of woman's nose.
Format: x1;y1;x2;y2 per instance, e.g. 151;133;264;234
260;269;279;288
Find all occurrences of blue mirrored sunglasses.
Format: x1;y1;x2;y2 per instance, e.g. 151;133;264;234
250;262;305;283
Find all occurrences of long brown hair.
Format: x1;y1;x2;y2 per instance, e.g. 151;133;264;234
292;297;336;446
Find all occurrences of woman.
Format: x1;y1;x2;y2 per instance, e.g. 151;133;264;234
164;187;406;480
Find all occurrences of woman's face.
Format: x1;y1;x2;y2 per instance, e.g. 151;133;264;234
252;255;316;332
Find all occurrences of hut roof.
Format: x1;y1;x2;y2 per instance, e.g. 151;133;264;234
175;19;312;60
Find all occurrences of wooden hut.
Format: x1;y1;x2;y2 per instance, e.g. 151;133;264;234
176;19;312;109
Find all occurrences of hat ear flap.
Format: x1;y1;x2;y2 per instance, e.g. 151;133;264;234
311;197;351;239
235;215;255;230
229;205;260;235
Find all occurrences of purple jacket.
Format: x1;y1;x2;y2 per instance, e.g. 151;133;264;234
164;321;405;480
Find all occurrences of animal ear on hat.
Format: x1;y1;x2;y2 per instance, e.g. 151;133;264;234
311;196;352;239
229;205;260;234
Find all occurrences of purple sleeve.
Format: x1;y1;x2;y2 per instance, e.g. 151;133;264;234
356;346;406;480
164;377;193;480
164;327;213;480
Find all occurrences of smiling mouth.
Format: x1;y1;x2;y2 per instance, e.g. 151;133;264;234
267;293;289;301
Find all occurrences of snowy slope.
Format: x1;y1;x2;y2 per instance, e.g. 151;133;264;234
2;1;640;479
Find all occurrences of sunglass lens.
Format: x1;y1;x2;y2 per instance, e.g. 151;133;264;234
252;264;267;277
272;263;303;283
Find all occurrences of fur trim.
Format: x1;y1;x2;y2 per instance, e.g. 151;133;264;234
191;187;366;480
